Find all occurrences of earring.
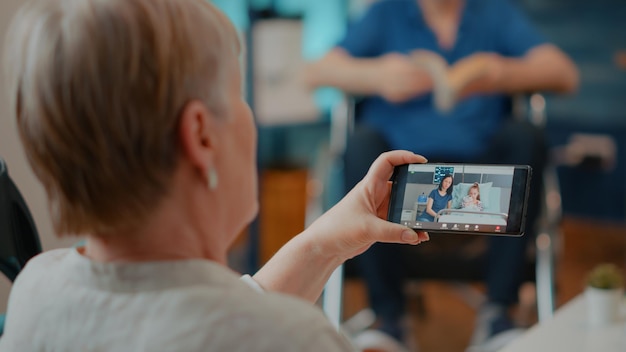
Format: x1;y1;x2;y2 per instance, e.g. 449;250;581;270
207;168;219;190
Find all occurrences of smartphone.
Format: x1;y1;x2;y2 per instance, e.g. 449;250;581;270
388;163;532;236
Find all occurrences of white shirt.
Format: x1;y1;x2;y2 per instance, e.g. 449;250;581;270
0;248;354;351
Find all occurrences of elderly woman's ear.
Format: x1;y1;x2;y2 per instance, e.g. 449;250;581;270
177;100;220;179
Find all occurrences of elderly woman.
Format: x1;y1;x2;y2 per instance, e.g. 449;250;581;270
1;0;428;350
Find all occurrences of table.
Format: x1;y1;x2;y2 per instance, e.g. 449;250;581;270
499;295;626;351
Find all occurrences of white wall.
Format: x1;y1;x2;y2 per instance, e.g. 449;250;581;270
0;0;76;311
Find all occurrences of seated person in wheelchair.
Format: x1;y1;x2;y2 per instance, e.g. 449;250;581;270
305;0;578;348
0;0;431;350
418;174;453;222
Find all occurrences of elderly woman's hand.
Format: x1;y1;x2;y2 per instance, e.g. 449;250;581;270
308;150;430;263
253;150;428;302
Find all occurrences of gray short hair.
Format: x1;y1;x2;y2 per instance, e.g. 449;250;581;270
4;0;240;236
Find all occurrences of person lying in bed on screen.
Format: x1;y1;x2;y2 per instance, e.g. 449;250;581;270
418;174;453;222
461;182;485;212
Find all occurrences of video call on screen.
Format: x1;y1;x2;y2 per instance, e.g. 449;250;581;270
399;164;515;233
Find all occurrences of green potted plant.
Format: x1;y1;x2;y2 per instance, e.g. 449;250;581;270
585;263;625;327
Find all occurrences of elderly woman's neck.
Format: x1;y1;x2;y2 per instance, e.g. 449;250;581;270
83;200;227;264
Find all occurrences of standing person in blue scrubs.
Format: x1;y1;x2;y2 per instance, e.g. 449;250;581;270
305;0;578;349
419;174;453;222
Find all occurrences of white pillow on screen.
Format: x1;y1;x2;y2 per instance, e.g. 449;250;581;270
486;187;502;213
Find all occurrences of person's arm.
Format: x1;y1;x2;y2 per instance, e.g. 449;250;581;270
451;44;579;98
461;196;470;209
450;0;579;98
303;48;383;95
252;151;430;303
302;1;435;103
304;48;435;103
425;197;437;218
446;200;452;209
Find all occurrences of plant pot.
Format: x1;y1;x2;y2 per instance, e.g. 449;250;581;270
584;286;624;327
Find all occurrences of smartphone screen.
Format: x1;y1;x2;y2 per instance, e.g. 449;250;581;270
388;163;532;236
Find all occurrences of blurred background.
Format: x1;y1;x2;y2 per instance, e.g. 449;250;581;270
190;1;626;350
0;0;625;350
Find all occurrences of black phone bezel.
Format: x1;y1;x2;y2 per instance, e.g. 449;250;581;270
388;163;532;236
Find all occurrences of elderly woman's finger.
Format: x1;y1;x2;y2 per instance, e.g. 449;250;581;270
367;217;430;245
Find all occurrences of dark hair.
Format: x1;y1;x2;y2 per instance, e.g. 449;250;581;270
438;174;454;195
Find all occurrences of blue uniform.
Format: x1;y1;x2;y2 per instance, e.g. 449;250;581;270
420;188;452;222
338;0;546;159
